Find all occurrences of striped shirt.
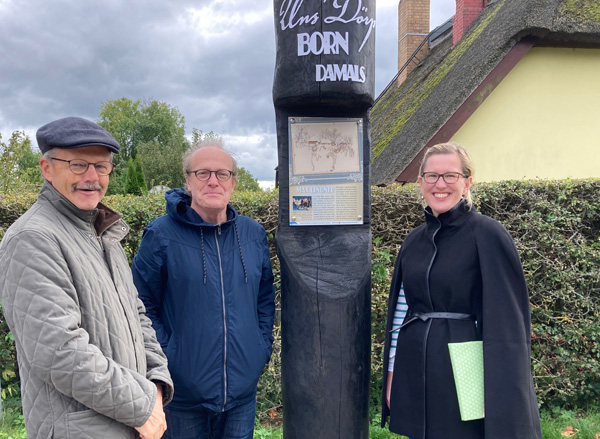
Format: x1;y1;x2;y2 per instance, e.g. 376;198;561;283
388;282;408;371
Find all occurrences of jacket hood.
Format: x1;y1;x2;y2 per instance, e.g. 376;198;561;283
165;187;238;227
164;187;247;285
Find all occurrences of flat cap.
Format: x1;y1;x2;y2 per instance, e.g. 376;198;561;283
36;116;120;154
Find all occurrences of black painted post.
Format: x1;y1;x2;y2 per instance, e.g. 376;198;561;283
272;1;376;438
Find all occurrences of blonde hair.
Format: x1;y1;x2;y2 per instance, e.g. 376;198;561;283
419;142;474;209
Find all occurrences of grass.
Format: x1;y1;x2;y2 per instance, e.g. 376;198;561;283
252;421;399;439
254;424;283;439
0;400;26;439
254;411;600;439
539;409;600;439
3;404;600;438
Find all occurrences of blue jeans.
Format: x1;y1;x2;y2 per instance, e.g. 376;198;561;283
163;398;256;439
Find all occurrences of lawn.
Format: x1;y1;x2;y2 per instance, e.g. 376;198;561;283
253;412;600;439
3;404;600;438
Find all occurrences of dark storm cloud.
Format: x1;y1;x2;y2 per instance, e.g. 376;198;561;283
0;0;454;182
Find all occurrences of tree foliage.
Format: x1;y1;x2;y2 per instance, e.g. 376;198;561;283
136;127;224;190
97;98;142;163
2;99;262;198
125;157;147;196
191;128;221;145
98;98;186;162
138;139;186;189
236;167;261;192
98;101;263;194
0;131;42;192
98;98;188;194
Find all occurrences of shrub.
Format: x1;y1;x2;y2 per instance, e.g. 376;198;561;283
0;180;599;422
367;180;600;415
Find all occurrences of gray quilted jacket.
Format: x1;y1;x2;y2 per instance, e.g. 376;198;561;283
0;181;173;439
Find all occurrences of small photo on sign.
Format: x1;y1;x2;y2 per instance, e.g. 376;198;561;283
292;196;312;211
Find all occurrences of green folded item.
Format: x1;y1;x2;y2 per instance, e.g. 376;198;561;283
448;340;485;421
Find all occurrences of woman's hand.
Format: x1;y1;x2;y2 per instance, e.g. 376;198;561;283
386;371;394;408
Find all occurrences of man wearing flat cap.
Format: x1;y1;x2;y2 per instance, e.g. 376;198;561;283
0;117;173;439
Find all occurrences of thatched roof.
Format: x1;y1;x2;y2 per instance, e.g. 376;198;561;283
370;0;600;186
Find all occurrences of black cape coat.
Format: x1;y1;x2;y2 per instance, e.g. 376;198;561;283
381;201;542;439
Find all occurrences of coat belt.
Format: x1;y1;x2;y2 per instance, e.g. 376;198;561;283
390;312;475;332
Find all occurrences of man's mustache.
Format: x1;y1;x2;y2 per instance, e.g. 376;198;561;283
72;183;103;191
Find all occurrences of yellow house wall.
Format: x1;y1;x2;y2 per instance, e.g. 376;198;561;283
451;47;600;182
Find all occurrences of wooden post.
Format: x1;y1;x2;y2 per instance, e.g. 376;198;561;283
272;1;376;437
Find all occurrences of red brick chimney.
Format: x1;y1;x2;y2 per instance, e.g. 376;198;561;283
453;0;486;46
397;0;430;85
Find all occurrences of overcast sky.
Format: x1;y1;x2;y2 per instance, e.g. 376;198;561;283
0;0;455;185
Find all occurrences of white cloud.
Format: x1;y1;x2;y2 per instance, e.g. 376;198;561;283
224;132;277;182
258;180;276;190
0;0;454;183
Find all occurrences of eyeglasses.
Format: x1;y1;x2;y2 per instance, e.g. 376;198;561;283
51;158;115;176
187;169;234;182
421;172;467;184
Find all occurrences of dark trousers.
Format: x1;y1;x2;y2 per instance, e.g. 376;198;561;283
163;397;256;439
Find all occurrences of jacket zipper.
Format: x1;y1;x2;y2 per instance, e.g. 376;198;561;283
215;225;228;411
87;211;104;251
425;216;441;309
422;216;441;437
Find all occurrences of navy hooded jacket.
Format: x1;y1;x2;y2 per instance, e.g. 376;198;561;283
132;188;275;412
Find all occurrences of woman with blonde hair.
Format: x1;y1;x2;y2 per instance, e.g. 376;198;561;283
381;143;542;438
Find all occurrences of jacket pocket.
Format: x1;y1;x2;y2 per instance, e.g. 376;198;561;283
165;333;178;360
256;327;271;365
62;409;136;439
256;327;271;370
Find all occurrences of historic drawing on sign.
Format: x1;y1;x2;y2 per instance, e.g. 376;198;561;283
291;121;360;175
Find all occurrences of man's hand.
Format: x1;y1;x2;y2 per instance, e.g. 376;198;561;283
135;384;167;439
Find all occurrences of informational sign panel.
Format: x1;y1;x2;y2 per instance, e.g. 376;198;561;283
288;117;364;226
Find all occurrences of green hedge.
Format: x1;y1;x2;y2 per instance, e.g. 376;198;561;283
1;180;599;422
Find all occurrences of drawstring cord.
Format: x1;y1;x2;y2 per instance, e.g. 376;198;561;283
199;219;247;285
233;220;248;284
200;227;207;285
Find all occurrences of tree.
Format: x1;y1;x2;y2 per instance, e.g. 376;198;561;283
97;98;142;163
125;156;147;196
106;166;128;196
191;128;221;145
98;98;188;194
138;139;186;189
235;167;261;192
0;131;42;192
139;100;186;149
98;98;186;163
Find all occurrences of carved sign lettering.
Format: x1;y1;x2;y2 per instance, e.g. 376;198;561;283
278;0;374;83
